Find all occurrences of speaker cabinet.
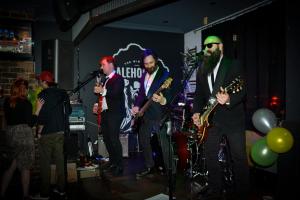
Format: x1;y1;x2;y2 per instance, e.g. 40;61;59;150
53;0;80;31
98;134;128;158
42;39;74;90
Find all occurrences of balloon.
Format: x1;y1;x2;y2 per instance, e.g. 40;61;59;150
27;86;43;113
251;138;278;167
245;130;263;166
266;127;294;153
252;108;277;134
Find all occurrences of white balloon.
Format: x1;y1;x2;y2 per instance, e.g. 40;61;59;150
252;108;277;134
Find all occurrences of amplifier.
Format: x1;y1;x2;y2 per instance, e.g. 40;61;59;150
69;116;85;123
69;124;85;131
69;103;85;131
98;134;128;157
69;103;85;118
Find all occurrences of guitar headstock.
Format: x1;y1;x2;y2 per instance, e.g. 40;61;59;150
161;77;173;89
225;76;244;94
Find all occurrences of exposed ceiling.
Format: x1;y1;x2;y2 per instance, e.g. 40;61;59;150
1;0;267;34
107;0;267;33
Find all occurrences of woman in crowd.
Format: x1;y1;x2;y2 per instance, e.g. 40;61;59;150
1;78;44;200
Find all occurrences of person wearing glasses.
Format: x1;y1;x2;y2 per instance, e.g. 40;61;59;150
192;36;249;200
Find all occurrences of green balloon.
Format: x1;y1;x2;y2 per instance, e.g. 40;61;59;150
251;138;278;167
27;90;36;104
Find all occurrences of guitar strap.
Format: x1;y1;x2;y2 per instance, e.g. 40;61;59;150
97;76;109;131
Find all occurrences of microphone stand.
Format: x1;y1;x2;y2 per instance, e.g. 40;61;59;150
69;71;103;97
160;60;201;200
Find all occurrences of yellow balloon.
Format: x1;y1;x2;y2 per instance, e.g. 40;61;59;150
266;127;294;153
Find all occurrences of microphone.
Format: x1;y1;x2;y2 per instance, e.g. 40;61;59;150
90;69;104;76
180;50;205;61
166;120;172;136
180;52;192;57
195;50;205;61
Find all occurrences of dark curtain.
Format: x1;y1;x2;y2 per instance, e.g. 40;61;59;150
202;0;286;129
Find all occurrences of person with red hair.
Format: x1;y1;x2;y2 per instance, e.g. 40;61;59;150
1;78;44;200
93;56;125;177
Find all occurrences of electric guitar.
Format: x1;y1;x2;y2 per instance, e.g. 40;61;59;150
131;77;173;131
196;77;244;144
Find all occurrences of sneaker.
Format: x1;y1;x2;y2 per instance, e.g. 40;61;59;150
52;189;66;196
136;167;155;177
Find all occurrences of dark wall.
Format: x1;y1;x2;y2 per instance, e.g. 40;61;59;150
202;1;300;199
276;1;300;199
76;26;183;141
285;0;300;122
202;0;286;129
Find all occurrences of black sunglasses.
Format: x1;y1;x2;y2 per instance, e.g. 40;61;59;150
203;43;220;49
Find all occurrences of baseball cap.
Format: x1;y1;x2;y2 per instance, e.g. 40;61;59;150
37;71;54;83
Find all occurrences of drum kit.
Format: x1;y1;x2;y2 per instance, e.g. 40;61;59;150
170;103;209;194
170;103;234;196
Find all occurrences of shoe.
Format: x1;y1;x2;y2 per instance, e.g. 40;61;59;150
52;188;66;196
198;190;222;200
52;189;67;199
112;166;123;177
136;167;155;177
100;162;112;170
29;194;49;200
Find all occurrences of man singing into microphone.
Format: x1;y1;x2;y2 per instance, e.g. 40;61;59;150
192;35;249;200
92;56;125;177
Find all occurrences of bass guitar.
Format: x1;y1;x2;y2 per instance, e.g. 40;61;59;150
131;77;173;131
196;76;244;144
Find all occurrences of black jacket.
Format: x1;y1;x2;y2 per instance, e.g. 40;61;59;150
38;87;72;135
134;67;170;120
105;73;126;117
193;57;246;128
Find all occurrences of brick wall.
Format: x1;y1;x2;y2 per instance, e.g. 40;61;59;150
0;60;36;96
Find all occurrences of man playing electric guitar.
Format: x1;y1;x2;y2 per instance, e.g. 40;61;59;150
131;49;176;188
192;36;249;200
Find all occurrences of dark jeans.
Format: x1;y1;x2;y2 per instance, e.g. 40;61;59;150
138;118;177;174
138;119;159;168
38;132;65;196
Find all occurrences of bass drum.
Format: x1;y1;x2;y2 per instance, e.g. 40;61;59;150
173;131;201;172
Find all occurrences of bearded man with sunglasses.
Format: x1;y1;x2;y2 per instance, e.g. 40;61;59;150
192;36;249;200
